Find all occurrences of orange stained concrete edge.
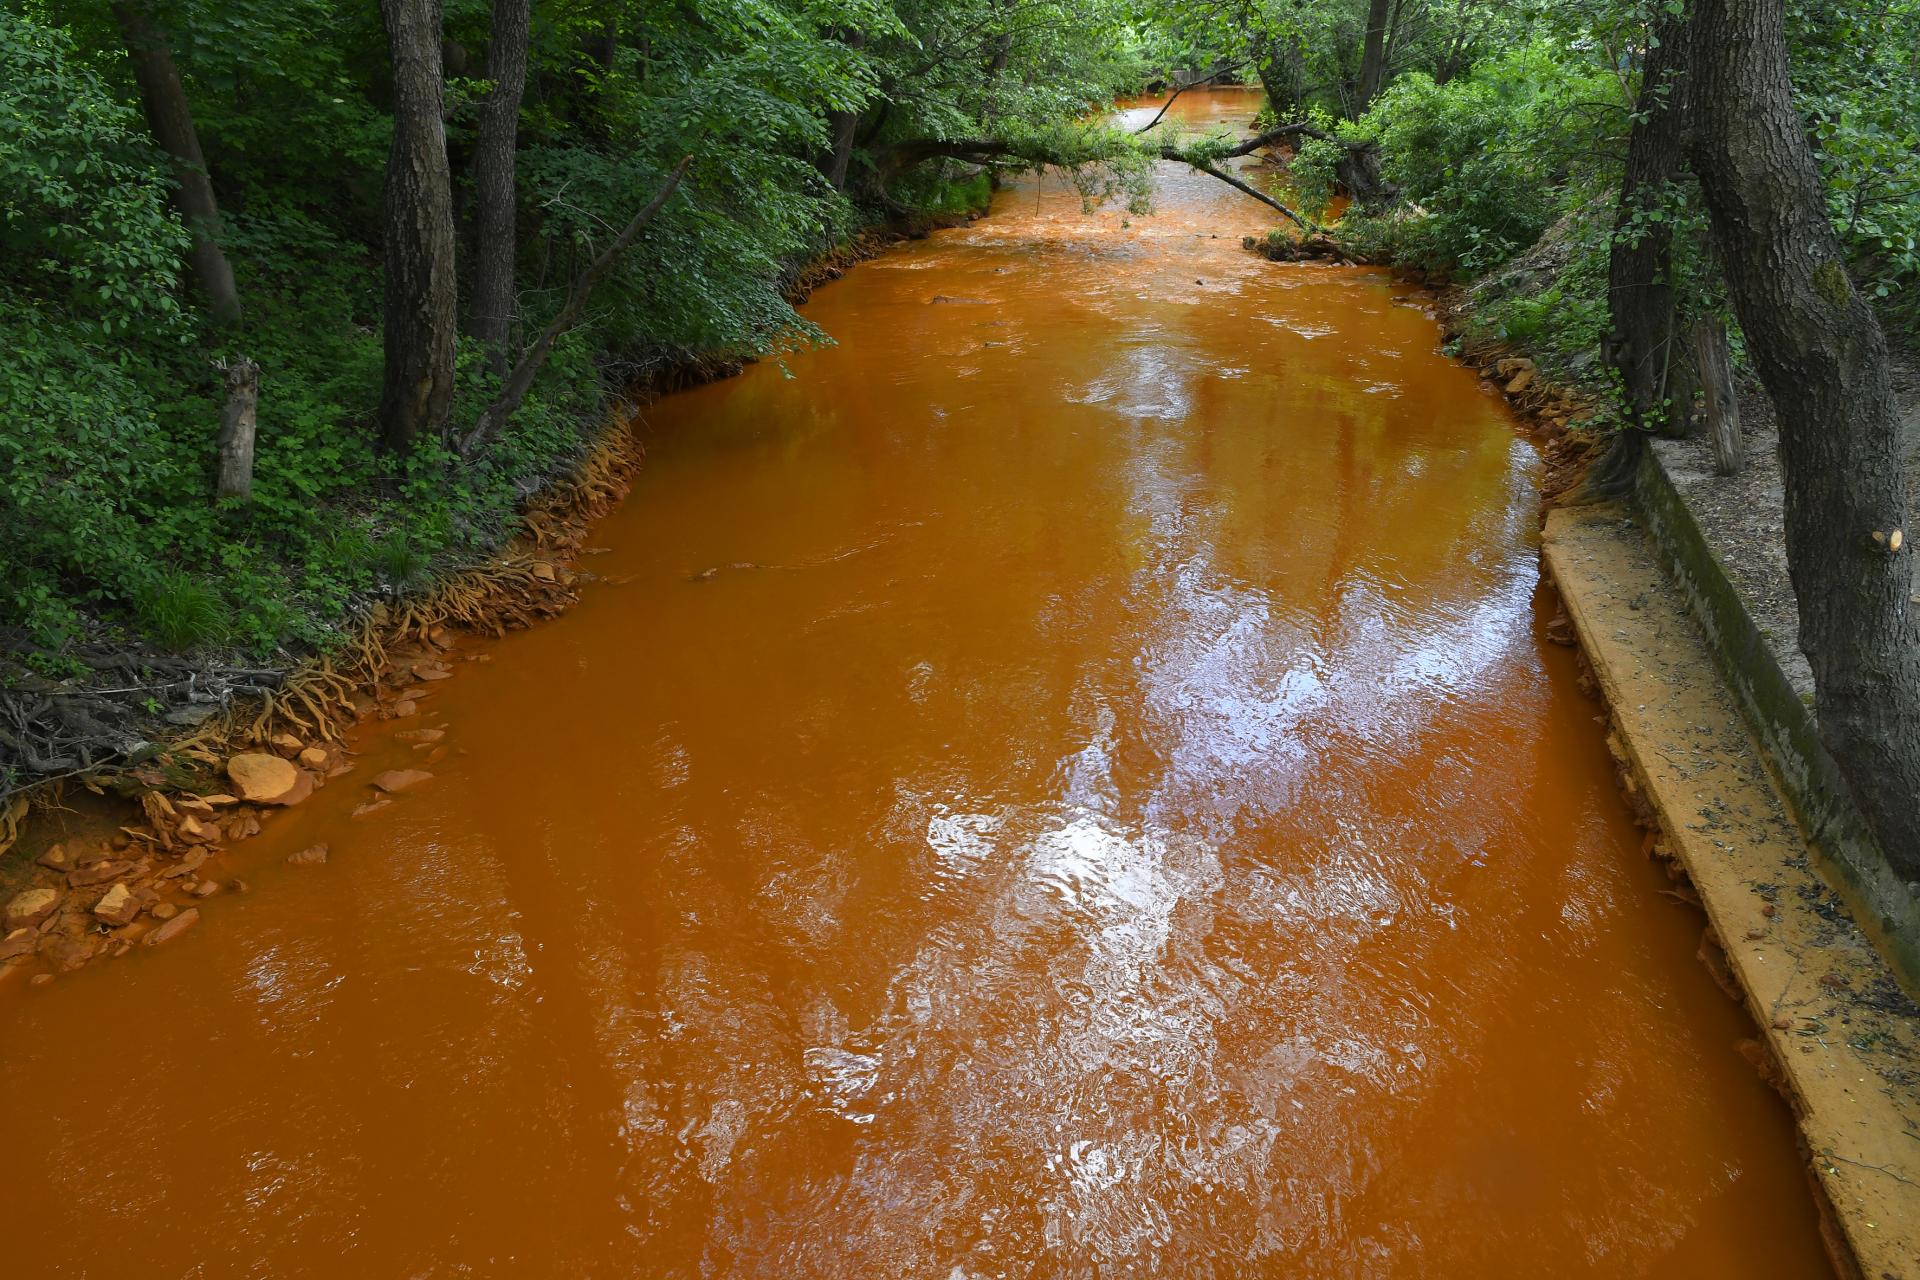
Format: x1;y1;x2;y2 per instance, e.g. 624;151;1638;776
1544;503;1920;1280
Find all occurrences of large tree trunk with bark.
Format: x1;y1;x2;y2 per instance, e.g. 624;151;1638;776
1355;0;1394;113
819;30;867;191
1333;142;1396;210
1607;10;1691;435
468;0;530;378
822;104;860;192
378;0;458;453
111;1;242;327
1689;0;1920;880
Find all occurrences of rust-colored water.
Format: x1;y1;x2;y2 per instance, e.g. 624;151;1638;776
1;91;1831;1278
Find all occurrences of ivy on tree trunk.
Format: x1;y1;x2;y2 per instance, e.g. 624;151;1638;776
1606;8;1690;436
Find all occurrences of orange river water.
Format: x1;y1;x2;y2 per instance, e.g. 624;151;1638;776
0;89;1833;1278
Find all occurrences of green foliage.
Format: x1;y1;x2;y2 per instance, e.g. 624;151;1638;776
1004;121;1158;213
1787;0;1920;327
1137;0;1529;120
0;10;189;339
0;308;171;651
1335;43;1622;273
13;0;1907;680
369;531;431;592
2;0;1151;669
132;570;228;651
1278;108;1352;220
1461;197;1617;385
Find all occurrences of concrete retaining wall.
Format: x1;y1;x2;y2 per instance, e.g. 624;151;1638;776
1629;448;1920;982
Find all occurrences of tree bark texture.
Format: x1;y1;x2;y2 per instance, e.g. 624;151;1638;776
820;30;866;190
1689;0;1920;880
111;1;242;327
378;0;458;453
1607;9;1691;435
468;0;530;377
1355;0;1394;113
1690;314;1742;474
1255;34;1308;117
215;356;260;501
823;106;860;191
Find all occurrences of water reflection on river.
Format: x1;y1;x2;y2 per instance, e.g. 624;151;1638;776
0;89;1830;1278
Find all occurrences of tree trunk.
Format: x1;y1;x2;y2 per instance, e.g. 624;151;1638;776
822;107;860;191
215;356;260;501
468;0;530;378
1689;0;1920;880
111;1;242;327
1690;314;1742;474
1356;0;1394;113
1606;9;1690;435
819;30;866;191
378;0;458;454
1334;142;1397;209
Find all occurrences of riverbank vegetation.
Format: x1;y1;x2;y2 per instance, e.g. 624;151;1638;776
0;0;1163;791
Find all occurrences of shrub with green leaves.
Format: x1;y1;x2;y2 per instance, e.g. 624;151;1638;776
1351;45;1618;274
0;11;189;339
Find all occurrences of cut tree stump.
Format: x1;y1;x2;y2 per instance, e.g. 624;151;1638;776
215;355;260;500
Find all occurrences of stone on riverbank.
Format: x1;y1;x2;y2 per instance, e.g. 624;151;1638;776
41;934;97;972
68;859;137;888
228;753;299;803
143;908;200;948
92;884;139;927
372;769;431;794
5;888;59;932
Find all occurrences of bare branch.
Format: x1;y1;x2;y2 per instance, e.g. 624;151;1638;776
1134;60;1247;135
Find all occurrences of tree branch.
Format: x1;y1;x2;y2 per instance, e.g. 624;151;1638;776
1181;158;1320;232
1134;60;1247;134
